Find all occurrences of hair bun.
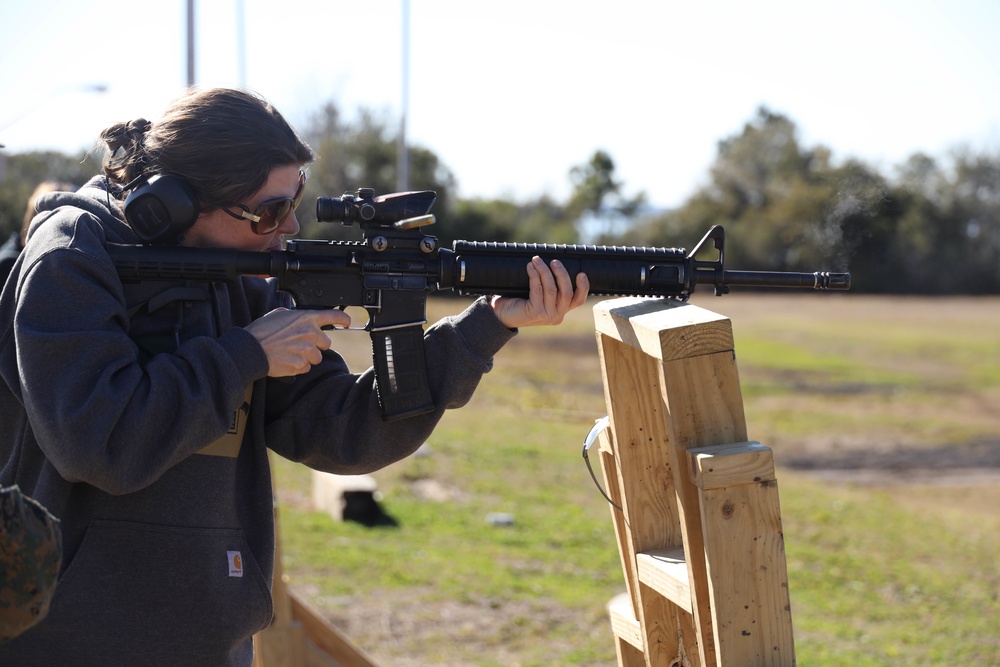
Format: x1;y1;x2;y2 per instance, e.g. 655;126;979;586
127;118;152;134
100;118;153;185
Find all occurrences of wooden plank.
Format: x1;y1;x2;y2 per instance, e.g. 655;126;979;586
694;452;796;666
303;640;343;667
690;442;775;490
597;335;684;588
661;352;748;450
636;580;702;667
289;589;380;667
615;640;647;667
594;297;735;362
635;548;691;614
598;436;636;610
597;333;686;665
607;593;643;650
659;349;750;667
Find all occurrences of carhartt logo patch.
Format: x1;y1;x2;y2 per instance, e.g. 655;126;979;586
227;551;243;578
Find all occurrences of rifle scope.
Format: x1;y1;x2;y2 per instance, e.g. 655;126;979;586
316;189;437;227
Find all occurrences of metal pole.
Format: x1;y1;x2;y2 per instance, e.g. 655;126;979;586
396;0;410;192
187;0;196;87
236;0;247;88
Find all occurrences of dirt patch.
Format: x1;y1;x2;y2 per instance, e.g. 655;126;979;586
298;588;609;667
782;438;1000;485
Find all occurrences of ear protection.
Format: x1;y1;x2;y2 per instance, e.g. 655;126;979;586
123;173;200;245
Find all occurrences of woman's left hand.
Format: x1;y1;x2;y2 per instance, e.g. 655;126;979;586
490;257;590;328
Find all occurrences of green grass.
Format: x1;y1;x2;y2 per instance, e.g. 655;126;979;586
272;294;1000;666
781;475;1000;665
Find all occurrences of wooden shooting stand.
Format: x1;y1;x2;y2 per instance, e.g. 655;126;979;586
592;297;795;667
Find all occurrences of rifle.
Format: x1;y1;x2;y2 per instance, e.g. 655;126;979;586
108;188;851;421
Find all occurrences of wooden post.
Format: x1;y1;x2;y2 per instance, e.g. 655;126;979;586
593;297;795;667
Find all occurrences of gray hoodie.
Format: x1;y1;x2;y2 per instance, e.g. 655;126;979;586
0;177;515;666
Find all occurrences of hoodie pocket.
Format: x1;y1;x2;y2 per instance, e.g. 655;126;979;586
49;519;272;664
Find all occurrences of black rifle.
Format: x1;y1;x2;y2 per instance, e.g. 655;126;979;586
108;188;851;421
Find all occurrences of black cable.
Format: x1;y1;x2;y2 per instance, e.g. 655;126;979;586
581;416;623;512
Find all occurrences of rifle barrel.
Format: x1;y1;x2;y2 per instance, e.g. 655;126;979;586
708;269;852;290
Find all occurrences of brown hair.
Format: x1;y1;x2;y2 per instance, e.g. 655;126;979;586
100;87;314;209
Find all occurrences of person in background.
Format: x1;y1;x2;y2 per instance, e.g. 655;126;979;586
0;181;76;281
0;87;589;666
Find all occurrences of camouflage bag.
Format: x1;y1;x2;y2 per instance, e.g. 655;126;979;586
0;486;62;643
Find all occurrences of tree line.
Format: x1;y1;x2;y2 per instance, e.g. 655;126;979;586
1;103;997;294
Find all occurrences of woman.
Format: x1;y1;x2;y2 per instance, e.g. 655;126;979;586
0;87;588;665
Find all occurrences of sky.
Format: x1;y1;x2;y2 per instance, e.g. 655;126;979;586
2;0;999;211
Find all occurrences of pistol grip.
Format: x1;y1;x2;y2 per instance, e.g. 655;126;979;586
370;325;436;421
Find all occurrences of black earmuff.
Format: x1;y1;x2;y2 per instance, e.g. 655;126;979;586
123;173;200;245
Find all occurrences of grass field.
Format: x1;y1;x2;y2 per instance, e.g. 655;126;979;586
271;294;1000;666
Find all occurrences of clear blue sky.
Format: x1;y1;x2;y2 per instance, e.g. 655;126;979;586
2;0;998;209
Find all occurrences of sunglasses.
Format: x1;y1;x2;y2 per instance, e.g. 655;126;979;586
220;170;307;235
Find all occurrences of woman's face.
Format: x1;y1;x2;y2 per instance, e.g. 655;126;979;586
182;164;303;251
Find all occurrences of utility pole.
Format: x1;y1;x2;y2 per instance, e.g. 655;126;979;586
186;0;196;87
396;0;410;192
236;0;247;88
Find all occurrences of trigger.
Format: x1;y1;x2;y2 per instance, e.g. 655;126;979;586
321;305;350;331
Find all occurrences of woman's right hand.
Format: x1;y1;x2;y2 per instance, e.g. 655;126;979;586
245;308;351;377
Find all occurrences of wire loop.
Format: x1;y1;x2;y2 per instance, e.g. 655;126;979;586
581;416;623;511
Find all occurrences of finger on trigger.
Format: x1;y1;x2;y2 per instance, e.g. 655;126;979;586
317;309;350;332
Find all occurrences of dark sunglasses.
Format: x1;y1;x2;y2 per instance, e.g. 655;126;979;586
220;170;306;235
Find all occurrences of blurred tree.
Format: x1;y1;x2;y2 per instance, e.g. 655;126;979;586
441;197;521;245
707;108;810;216
819;159;898;290
707;108;843;269
908;149;1000;293
442;194;578;246
440;151;646;247
885;153;951;292
511;195;579;244
298;103;456;240
567;150;646;243
949;150;1000;292
625;107;897;285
